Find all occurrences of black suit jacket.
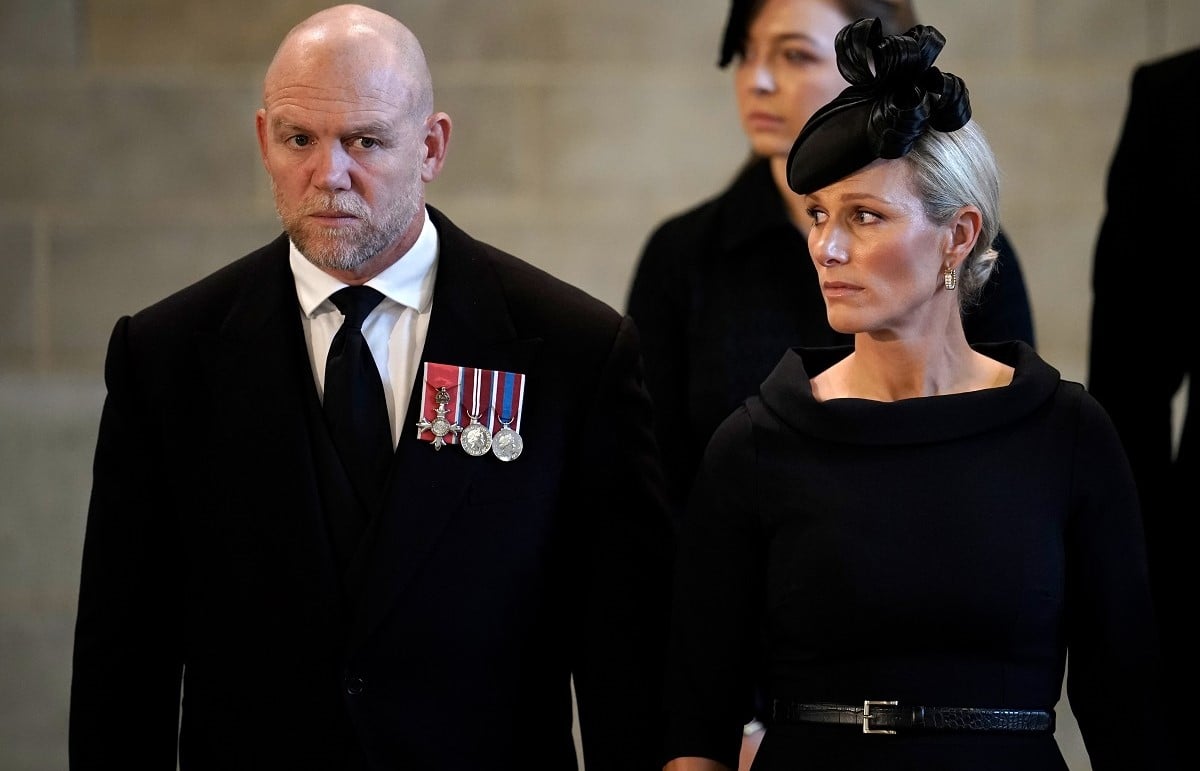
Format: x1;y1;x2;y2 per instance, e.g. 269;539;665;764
1087;48;1198;601
70;206;674;770
1087;47;1199;765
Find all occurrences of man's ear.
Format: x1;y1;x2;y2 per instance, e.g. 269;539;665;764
421;112;452;183
255;109;271;172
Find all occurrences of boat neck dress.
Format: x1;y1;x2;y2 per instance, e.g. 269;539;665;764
663;341;1172;770
626;158;1035;524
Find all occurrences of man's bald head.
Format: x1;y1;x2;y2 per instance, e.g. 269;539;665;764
255;3;452;281
264;4;433;117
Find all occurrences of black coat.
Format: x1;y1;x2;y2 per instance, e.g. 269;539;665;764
1087;46;1200;767
69;206;674;771
627;158;1035;520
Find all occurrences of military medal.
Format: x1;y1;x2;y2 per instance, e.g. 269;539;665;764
415;385;462;450
461;413;492;456
491;370;525;462
459;367;492;457
492;418;523;462
416;362;524;458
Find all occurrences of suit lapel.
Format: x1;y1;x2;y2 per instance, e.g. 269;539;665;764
349;208;542;647
199;236;343;615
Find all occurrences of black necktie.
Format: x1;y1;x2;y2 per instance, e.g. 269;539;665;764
324;286;392;515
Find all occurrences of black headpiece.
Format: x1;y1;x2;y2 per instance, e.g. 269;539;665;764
786;17;971;194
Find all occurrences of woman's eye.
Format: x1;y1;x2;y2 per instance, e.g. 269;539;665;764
782;48;819;65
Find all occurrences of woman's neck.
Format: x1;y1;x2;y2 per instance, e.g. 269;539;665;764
811;334;1012;402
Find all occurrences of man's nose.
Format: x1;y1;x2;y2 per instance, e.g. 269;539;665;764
311;142;353;191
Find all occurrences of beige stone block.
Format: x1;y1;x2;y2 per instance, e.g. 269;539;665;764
908;0;1023;64
85;0;328;67
1163;0;1200;54
0;374;100;771
0;75;261;207
0;218;37;370
431;79;543;196
1029;0;1150;63
0;77;90;205
539;69;743;198
0;0;79;67
1003;199;1101;379
397;0;726;64
0;608;76;771
385;0;572;61
46;217;280;373
966;70;1129;211
557;0;729;63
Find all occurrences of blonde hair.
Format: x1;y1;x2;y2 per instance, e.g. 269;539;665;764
904;120;1001;306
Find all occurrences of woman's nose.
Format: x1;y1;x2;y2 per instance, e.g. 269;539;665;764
752;61;775;92
811;226;848;266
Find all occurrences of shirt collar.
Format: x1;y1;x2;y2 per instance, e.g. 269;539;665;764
290;208;439;317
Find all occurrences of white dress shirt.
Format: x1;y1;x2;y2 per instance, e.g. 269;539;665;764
290;210;439;448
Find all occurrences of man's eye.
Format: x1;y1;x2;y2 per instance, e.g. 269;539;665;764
288;135;311;148
355;137;379;149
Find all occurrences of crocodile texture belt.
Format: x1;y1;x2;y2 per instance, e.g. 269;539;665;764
771;700;1055;735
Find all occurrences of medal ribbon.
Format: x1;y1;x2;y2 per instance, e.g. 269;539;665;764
416;362;461;442
470;367;484;420
416;362;522;441
495;370;525;430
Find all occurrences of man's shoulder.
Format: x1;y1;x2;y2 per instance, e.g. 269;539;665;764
429;205;620;329
1135;45;1200;91
129;233;290;327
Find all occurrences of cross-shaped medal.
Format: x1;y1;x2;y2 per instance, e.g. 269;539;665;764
415;386;462;450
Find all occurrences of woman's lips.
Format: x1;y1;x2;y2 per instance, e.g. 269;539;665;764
744;111;785;130
822;281;861;298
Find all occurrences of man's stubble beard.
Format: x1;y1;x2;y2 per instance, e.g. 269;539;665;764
274;180;423;273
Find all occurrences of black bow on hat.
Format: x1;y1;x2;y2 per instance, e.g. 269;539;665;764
786;17;972;194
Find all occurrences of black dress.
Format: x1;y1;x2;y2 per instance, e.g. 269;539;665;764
627;158;1036;524
663;342;1172;770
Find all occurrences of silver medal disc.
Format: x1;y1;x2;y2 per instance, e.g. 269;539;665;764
491;425;523;462
460;421;492;457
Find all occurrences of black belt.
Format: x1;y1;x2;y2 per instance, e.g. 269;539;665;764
771;700;1054;734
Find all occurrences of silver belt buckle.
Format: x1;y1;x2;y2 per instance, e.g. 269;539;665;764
862;700;898;734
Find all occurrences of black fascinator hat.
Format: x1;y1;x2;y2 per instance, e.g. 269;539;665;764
786;17;972;194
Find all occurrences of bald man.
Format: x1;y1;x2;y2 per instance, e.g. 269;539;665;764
69;5;673;769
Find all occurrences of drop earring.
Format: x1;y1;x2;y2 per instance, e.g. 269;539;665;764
943;266;957;291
